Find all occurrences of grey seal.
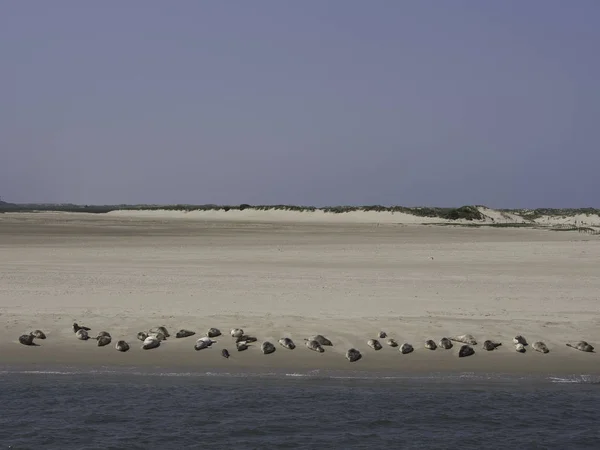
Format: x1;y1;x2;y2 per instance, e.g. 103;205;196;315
31;330;46;339
378;331;387;339
346;348;362;362
425;340;437;350
400;343;414;354
236;342;250;351
533;341;549;354
97;336;112;347
230;328;244;338
19;334;36;346
367;339;382;350
278;337;296;350
386;338;399;348
482;340;502;351
73;323;91;333
148;331;167;342
76;329;89;341
261;341;276;354
222;349;230;358
304;339;325;353
96;331;111;339
438;338;453;349
458;345;475;357
115;340;130;352
206;328;221;338
566;341;594;352
149;326;170;338
175;329;196;338
137;332;148;341
142;336;160;350
236;335;257;344
513;335;528;346
194;337;216;350
515;343;526;353
451;334;477;345
309;335;332;346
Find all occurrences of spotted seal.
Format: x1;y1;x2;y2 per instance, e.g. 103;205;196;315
261;341;276;354
400;343;414;354
515;343;526;353
386;338;399;348
304;339;325;353
222;349;230;358
482;340;502;351
438;338;453;349
73;323;91;333
236;342;250;351
76;329;89;341
236;335;257;344
31;330;46;339
458;345;475;358
278;337;296;350
451;334;477;345
309;335;332;346
97;335;112;347
19;334;36;346
425;340;437;350
206;328;221;338
142;336;160;350
513;335;528;346
533;341;549;354
175;329;196;338
566;341;594;353
378;331;387;339
149;326;170;338
194;337;216;350
148;331;167;342
115;340;130;352
96;331;111;339
137;332;148;341
230;328;244;338
346;348;362;362
367;339;382;351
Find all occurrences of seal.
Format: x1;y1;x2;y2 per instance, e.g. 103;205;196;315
175;329;195;338
236;342;250;351
278;337;296;350
400;343;414;354
73;323;91;333
19;334;36;346
142;336;160;350
96;331;111;339
31;330;46;339
346;348;362;362
367;339;382;350
115;340;130;352
378;331;387;339
458;345;475;357
482;340;502;351
261;341;276;354
515;343;526;353
513;335;528;346
137;332;148;341
438;338;453;349
451;334;477;345
425;340;437;350
230;328;244;338
97;335;112;347
566;341;594;352
386;339;399;348
533;341;549;354
222;349;230;358
309;335;332;346
76;329;89;341
194;337;216;350
148;331;167;342
304;339;325;353
150;326;170;338
206;328;221;338
236;335;257;344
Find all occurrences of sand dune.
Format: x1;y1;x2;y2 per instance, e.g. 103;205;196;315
0;212;599;375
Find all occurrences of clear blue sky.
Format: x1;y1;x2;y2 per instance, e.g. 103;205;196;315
2;1;599;207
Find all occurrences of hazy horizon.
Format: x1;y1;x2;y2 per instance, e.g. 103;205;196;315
2;1;599;209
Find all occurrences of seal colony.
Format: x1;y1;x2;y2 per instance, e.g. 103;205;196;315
14;325;598;367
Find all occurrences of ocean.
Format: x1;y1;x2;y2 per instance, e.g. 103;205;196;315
1;367;599;449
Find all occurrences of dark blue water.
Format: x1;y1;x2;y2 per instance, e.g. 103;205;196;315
1;368;599;449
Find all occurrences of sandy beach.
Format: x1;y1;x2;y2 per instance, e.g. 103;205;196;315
1;211;599;375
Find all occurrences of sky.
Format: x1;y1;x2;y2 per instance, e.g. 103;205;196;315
1;1;599;208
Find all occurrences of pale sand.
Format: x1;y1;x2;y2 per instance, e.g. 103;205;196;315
1;212;599;375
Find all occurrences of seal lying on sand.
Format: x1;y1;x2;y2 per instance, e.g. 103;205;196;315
150;327;170;338
137;332;148;341
305;339;325;353
378;331;387;339
97;334;112;347
400;343;414;354
96;331;111;339
425;340;437;350
236;335;257;344
513;335;528;346
310;335;332;346
222;349;230;358
278;338;296;350
438;338;453;349
142;336;160;350
115;340;130;352
458;345;475;358
194;337;216;350
451;334;477;345
346;348;362;362
73;323;91;333
261;341;276;354
566;341;594;352
387;339;399;348
76;329;89;341
206;328;221;338
148;331;167;342
533;341;549;354
515;343;526;353
176;329;195;338
231;328;244;338
19;334;36;346
31;330;46;339
367;339;382;351
482;340;502;351
236;342;250;351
